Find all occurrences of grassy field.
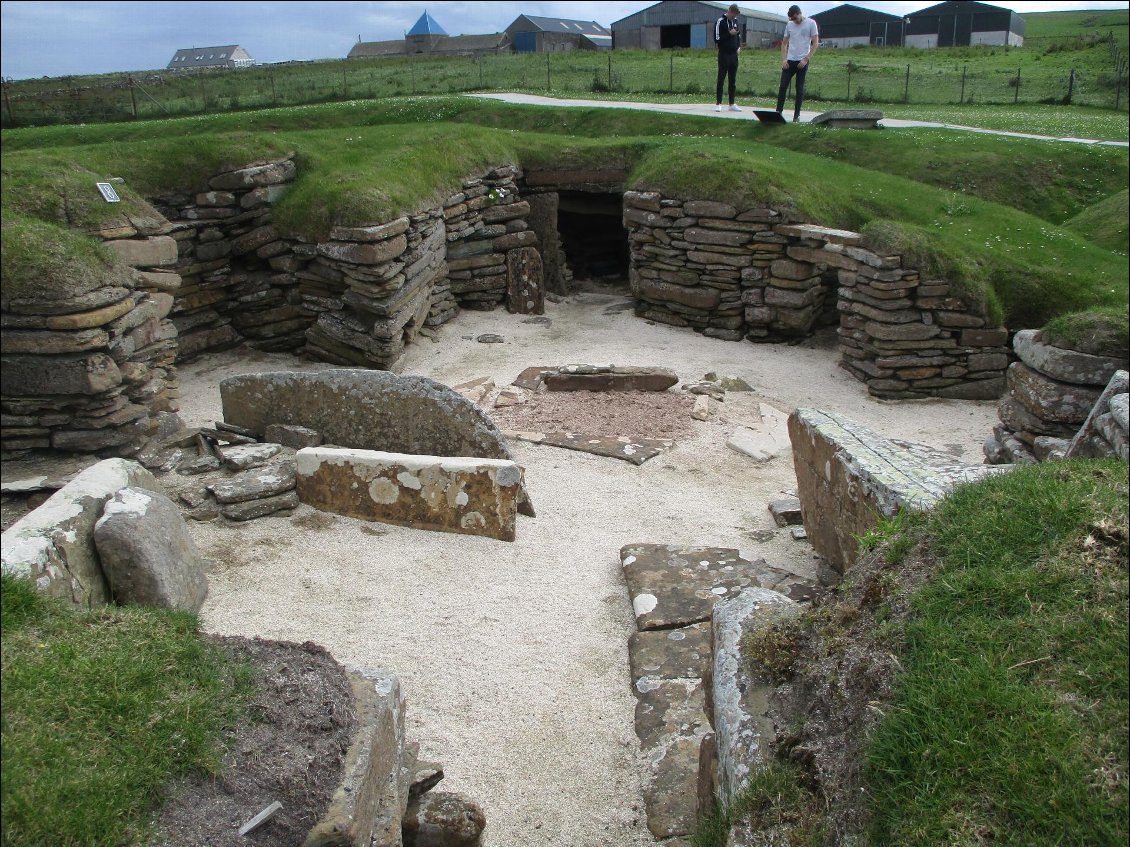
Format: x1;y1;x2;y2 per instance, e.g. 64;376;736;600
2;10;1126;130
3;96;1126;330
0;575;252;847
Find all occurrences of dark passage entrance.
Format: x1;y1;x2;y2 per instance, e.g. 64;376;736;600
556;191;630;292
660;24;692;48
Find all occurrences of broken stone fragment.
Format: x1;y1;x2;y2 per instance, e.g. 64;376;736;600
691;395;714;421
218;442;282;471
264;423;323;450
402;791;486;847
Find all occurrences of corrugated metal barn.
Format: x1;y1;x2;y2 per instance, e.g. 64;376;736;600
810;4;906;48
611;1;787;50
906;0;1025;48
505;15;612;52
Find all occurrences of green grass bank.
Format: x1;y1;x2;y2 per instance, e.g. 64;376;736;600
697;459;1129;847
0;574;252;847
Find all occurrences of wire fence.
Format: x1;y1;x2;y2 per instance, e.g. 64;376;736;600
3;46;1127;128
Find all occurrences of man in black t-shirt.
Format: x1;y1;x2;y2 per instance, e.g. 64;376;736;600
714;4;742;112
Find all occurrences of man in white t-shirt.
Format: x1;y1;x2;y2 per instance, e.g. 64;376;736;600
776;4;819;122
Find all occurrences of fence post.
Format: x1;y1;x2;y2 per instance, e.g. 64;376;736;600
411;60;416;95
343;67;348;98
608;52;613;91
1014;67;1020;104
479;56;484;89
669;52;674;92
847;64;852;101
128;76;138;118
270;71;276;103
546;52;551;90
198;76;207;112
904;63;910;102
960;64;966;104
1117;66;1124;111
1066;68;1075;104
2;80;15;127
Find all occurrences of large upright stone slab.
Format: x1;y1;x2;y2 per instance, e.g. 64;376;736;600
788;409;1007;579
505;246;545;315
711;588;799;805
304;668;407;847
1;459;162;607
296;447;523;542
219;370;534;517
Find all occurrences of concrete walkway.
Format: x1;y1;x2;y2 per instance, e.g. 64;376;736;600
469;92;1129;148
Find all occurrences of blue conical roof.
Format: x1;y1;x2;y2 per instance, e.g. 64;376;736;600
407;11;447;36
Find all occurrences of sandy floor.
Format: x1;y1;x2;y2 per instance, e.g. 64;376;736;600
178;293;997;846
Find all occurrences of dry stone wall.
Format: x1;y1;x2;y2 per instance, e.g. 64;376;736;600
622;191;1010;401
2;217;182;458
985;330;1129;464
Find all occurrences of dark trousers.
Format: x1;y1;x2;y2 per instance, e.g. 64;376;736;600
716;52;738;105
776;60;809;117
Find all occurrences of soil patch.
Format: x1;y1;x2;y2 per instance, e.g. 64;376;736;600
148;636;355;847
489;390;696;439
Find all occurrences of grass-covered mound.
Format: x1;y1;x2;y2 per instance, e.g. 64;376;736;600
0;574;251;846
1062;189;1130;254
2;98;1126;330
1043;306;1130;358
698;459;1129;847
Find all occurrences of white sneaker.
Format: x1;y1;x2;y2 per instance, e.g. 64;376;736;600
715;105;723;112
729;104;742;112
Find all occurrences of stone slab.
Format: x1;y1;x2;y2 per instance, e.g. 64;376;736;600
296;447;522;542
628;622;712;685
221;491;300;522
726;404;791;463
620;544;767;631
218;443;282;471
1;459;162;608
304;668;407;847
1066;370;1130;460
536;432;674;465
543;365;679;393
208;462;297;504
789;408;1009;578
768;496;803;527
1014;330;1128;386
809;109;884;129
634;678;711;839
712;588;799;805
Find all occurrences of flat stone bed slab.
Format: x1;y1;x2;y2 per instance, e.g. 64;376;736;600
506;431;674;465
544;365;679;393
621;544;766;630
628;622;712;685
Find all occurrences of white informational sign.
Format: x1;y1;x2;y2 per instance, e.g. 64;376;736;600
95;182;121;203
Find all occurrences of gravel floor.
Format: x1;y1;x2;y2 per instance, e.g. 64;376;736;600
178;293;998;846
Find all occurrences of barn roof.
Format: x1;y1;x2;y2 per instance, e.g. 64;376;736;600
513;15;611;35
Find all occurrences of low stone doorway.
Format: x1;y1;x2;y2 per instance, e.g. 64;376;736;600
556;191;631;294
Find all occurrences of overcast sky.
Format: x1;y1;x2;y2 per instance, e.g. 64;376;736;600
1;0;1127;79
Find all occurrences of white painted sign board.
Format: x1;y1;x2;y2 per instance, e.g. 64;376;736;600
95;182;120;203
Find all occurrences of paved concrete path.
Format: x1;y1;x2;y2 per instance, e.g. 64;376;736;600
469;92;1129;148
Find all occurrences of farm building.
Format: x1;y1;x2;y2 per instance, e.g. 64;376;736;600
504;15;612;52
610;1;787;50
906;0;1025;48
166;45;254;70
348;11;509;59
810;4;907;48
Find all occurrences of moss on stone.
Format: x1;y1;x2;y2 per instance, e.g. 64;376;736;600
1042;307;1130;358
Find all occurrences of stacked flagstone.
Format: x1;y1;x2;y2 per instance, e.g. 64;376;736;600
152;156;313;361
622;191;1010;401
2;225;182;458
985;330;1128;464
443;166;544;315
304;210;446;368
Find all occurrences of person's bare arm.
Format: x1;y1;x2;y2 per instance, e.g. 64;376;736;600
803;32;818;66
781;34;790;68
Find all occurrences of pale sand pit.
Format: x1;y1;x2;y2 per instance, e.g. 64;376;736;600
179;293;997;846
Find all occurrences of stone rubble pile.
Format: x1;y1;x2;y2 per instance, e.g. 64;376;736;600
2;215;182;457
985;330;1128;464
623;191;1010;400
151;157;315;361
443;165;545;315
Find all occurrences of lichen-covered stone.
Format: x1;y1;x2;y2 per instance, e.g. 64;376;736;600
296;447;522;542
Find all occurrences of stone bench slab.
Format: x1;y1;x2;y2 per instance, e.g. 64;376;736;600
296;447;522;542
810;109;884;129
